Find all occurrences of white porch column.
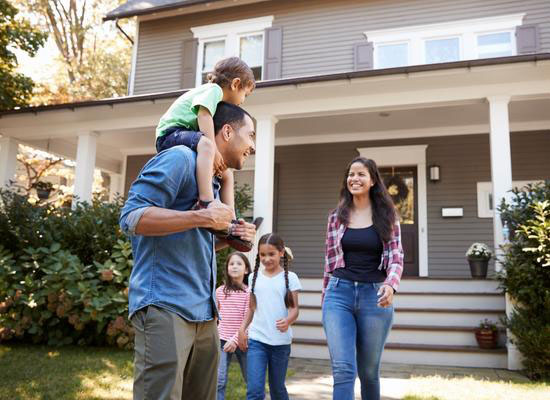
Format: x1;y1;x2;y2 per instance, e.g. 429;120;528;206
108;173;123;202
0;137;19;187
73;132;98;204
253;115;278;240
488;95;521;371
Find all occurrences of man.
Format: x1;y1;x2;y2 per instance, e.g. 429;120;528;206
119;102;257;400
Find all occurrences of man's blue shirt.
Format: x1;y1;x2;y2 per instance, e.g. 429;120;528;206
119;146;218;321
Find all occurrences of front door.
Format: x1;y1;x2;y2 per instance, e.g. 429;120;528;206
380;167;419;276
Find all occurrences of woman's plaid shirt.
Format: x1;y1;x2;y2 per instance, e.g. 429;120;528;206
323;210;404;295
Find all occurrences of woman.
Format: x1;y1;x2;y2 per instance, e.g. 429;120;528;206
322;156;404;400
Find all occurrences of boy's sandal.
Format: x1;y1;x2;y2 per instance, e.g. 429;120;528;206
212;217;264;253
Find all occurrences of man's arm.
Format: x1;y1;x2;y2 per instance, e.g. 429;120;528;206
134;204;233;236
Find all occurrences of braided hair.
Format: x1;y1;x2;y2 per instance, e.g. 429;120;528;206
249;233;295;311
207;57;256;91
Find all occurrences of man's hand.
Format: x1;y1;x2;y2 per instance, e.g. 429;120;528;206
275;318;290;333
231;219;256;243
223;340;237;353
203;201;233;231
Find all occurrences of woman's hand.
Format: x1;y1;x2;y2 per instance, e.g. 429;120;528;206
223;340;237;353
377;284;394;308
275;318;290;333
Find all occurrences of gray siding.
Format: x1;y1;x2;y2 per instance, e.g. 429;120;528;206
274;131;550;278
133;0;550;94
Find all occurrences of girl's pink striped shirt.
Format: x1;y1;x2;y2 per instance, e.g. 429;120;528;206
216;285;250;344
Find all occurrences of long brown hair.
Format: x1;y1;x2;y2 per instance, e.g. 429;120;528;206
207;57;256;90
336;156;396;242
250;233;295;311
222;252;250;297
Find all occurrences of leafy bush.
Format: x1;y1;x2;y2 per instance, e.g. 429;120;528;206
0;190;133;348
498;180;550;380
0;183;253;348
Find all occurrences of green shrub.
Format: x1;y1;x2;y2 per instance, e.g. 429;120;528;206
498;180;550;380
0;183;253;348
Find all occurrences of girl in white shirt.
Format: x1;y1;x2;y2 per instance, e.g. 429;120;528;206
238;233;302;400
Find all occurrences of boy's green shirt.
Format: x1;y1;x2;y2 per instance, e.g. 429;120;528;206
156;83;223;137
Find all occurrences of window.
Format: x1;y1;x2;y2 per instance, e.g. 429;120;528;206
365;14;523;69
425;37;460;64
476;32;513;58
191;16;273;86
377;43;409;68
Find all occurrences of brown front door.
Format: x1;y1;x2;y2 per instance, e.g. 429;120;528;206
380;167;419;276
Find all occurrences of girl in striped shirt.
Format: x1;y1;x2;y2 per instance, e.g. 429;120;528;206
216;252;251;400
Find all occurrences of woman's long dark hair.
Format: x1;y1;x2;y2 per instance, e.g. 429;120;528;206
222;252;250;297
250;233;295;311
336;156;396;242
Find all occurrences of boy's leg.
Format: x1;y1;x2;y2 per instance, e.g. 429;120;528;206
196;136;217;204
131;306;195;400
219;169;235;218
267;344;291;400
246;339;268;400
182;319;220;400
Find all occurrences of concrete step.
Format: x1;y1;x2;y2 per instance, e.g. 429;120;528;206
299;278;501;293
298;305;505;326
292;322;506;347
300;290;505;310
291;339;507;368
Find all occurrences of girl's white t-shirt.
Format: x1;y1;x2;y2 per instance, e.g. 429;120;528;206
248;270;302;346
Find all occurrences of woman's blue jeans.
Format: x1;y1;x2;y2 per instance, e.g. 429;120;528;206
322;276;394;400
246;339;291;400
217;339;247;400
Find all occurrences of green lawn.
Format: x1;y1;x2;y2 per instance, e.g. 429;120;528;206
0;344;246;400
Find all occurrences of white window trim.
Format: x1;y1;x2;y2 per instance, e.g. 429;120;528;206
191;16;273;86
365;13;524;68
476;180;542;218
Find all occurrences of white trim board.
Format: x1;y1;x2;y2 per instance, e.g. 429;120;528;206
128;20;140;96
357;145;429;277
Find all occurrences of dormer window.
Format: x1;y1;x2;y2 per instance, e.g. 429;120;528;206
365;14;524;69
191;16;274;86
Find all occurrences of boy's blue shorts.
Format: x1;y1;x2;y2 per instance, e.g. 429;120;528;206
156;127;203;153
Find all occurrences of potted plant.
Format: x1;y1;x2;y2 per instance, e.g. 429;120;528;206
465;242;492;278
33;181;54;200
474;319;499;349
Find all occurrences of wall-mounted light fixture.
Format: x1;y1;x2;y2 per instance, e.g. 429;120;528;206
429;165;441;182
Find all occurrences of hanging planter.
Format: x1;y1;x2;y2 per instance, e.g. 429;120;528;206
33;181;54;200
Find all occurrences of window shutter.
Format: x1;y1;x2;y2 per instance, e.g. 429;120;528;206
182;38;198;88
264;27;283;80
354;41;374;71
516;24;540;55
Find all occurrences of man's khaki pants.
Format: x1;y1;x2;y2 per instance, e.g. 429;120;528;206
131;306;220;400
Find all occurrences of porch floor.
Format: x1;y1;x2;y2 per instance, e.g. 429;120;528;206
283;358;531;400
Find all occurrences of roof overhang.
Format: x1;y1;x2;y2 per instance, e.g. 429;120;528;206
3;53;549;117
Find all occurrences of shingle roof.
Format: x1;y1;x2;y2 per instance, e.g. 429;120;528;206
104;0;225;21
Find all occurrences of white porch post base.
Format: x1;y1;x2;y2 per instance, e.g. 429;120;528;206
73;132;98;205
253;115;277;246
0;137;19;188
488;95;517;370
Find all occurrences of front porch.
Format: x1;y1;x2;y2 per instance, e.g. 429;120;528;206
1;56;549;369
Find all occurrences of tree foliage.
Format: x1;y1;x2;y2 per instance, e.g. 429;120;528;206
0;0;47;110
16;0;133;105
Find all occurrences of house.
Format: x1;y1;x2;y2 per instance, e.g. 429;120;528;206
1;0;549;370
